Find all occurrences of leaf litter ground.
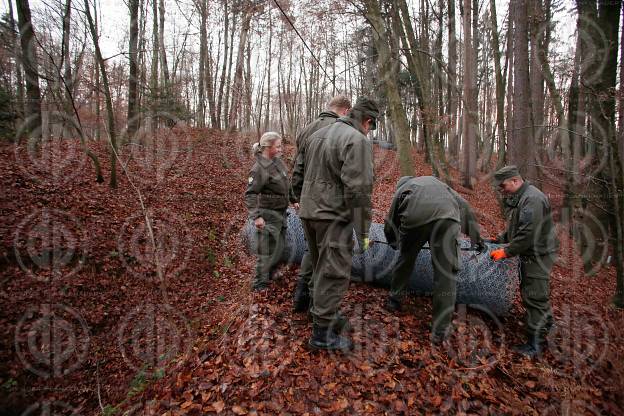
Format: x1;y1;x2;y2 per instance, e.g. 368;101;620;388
0;130;622;415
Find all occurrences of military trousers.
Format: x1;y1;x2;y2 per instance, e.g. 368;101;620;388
519;253;555;342
295;251;314;296
253;210;286;289
390;219;461;336
302;218;354;328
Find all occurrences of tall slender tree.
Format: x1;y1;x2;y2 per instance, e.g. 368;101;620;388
510;0;536;179
127;0;140;139
461;0;477;188
228;3;252;130
84;0;117;187
7;0;24;125
61;0;72;103
447;0;459;162
489;0;506;168
16;0;42;142
364;0;414;176
197;0;207;128
150;0;159;132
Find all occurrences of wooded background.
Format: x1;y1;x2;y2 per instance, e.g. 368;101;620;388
1;0;623;307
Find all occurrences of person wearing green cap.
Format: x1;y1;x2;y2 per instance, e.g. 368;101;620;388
293;96;378;351
383;176;486;344
290;95;352;313
489;165;559;358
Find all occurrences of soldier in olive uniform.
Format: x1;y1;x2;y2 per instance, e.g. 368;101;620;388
489;165;558;357
245;132;290;291
291;95;352;313
383;176;486;343
294;97;378;350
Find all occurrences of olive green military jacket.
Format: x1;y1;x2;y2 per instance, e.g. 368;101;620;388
291;111;340;203
296;117;374;240
245;154;290;220
498;181;558;257
384;176;482;249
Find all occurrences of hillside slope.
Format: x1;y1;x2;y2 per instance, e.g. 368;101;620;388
0;131;622;415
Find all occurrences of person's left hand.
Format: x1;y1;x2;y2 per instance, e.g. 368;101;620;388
293;203;300;210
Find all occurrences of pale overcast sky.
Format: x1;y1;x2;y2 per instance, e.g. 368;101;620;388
1;0;578;68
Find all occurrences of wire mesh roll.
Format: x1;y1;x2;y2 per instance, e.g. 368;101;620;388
242;209;518;315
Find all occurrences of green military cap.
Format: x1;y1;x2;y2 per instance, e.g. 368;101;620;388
352;96;380;130
493;165;521;185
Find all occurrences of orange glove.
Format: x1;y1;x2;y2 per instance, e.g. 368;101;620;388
490;248;508;261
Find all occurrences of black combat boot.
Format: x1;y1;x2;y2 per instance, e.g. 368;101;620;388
308;325;353;351
512;335;543;358
292;279;311;312
329;312;352;335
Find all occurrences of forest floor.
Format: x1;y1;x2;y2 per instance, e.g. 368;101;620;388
1;128;623;415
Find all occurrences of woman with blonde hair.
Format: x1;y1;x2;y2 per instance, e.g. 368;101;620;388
244;132;292;291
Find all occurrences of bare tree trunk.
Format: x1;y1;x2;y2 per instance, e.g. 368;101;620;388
94;47;101;139
85;0;117;188
223;10;237;129
228;6;252;131
264;11;272;131
254;54;265;137
447;0;459;163
158;0;174;126
510;0;536;179
136;0;146;125
530;0;546;158
461;0;477;188
277;33;285;138
206;41;218;128
364;0;414;176
62;0;72;103
435;0;444;157
489;0;506;168
150;0;159;133
395;0;441;177
16;0;42;143
244;38;253;130
503;9;514;168
197;0;207;128
216;0;229;128
7;0;24;124
127;0;140;139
